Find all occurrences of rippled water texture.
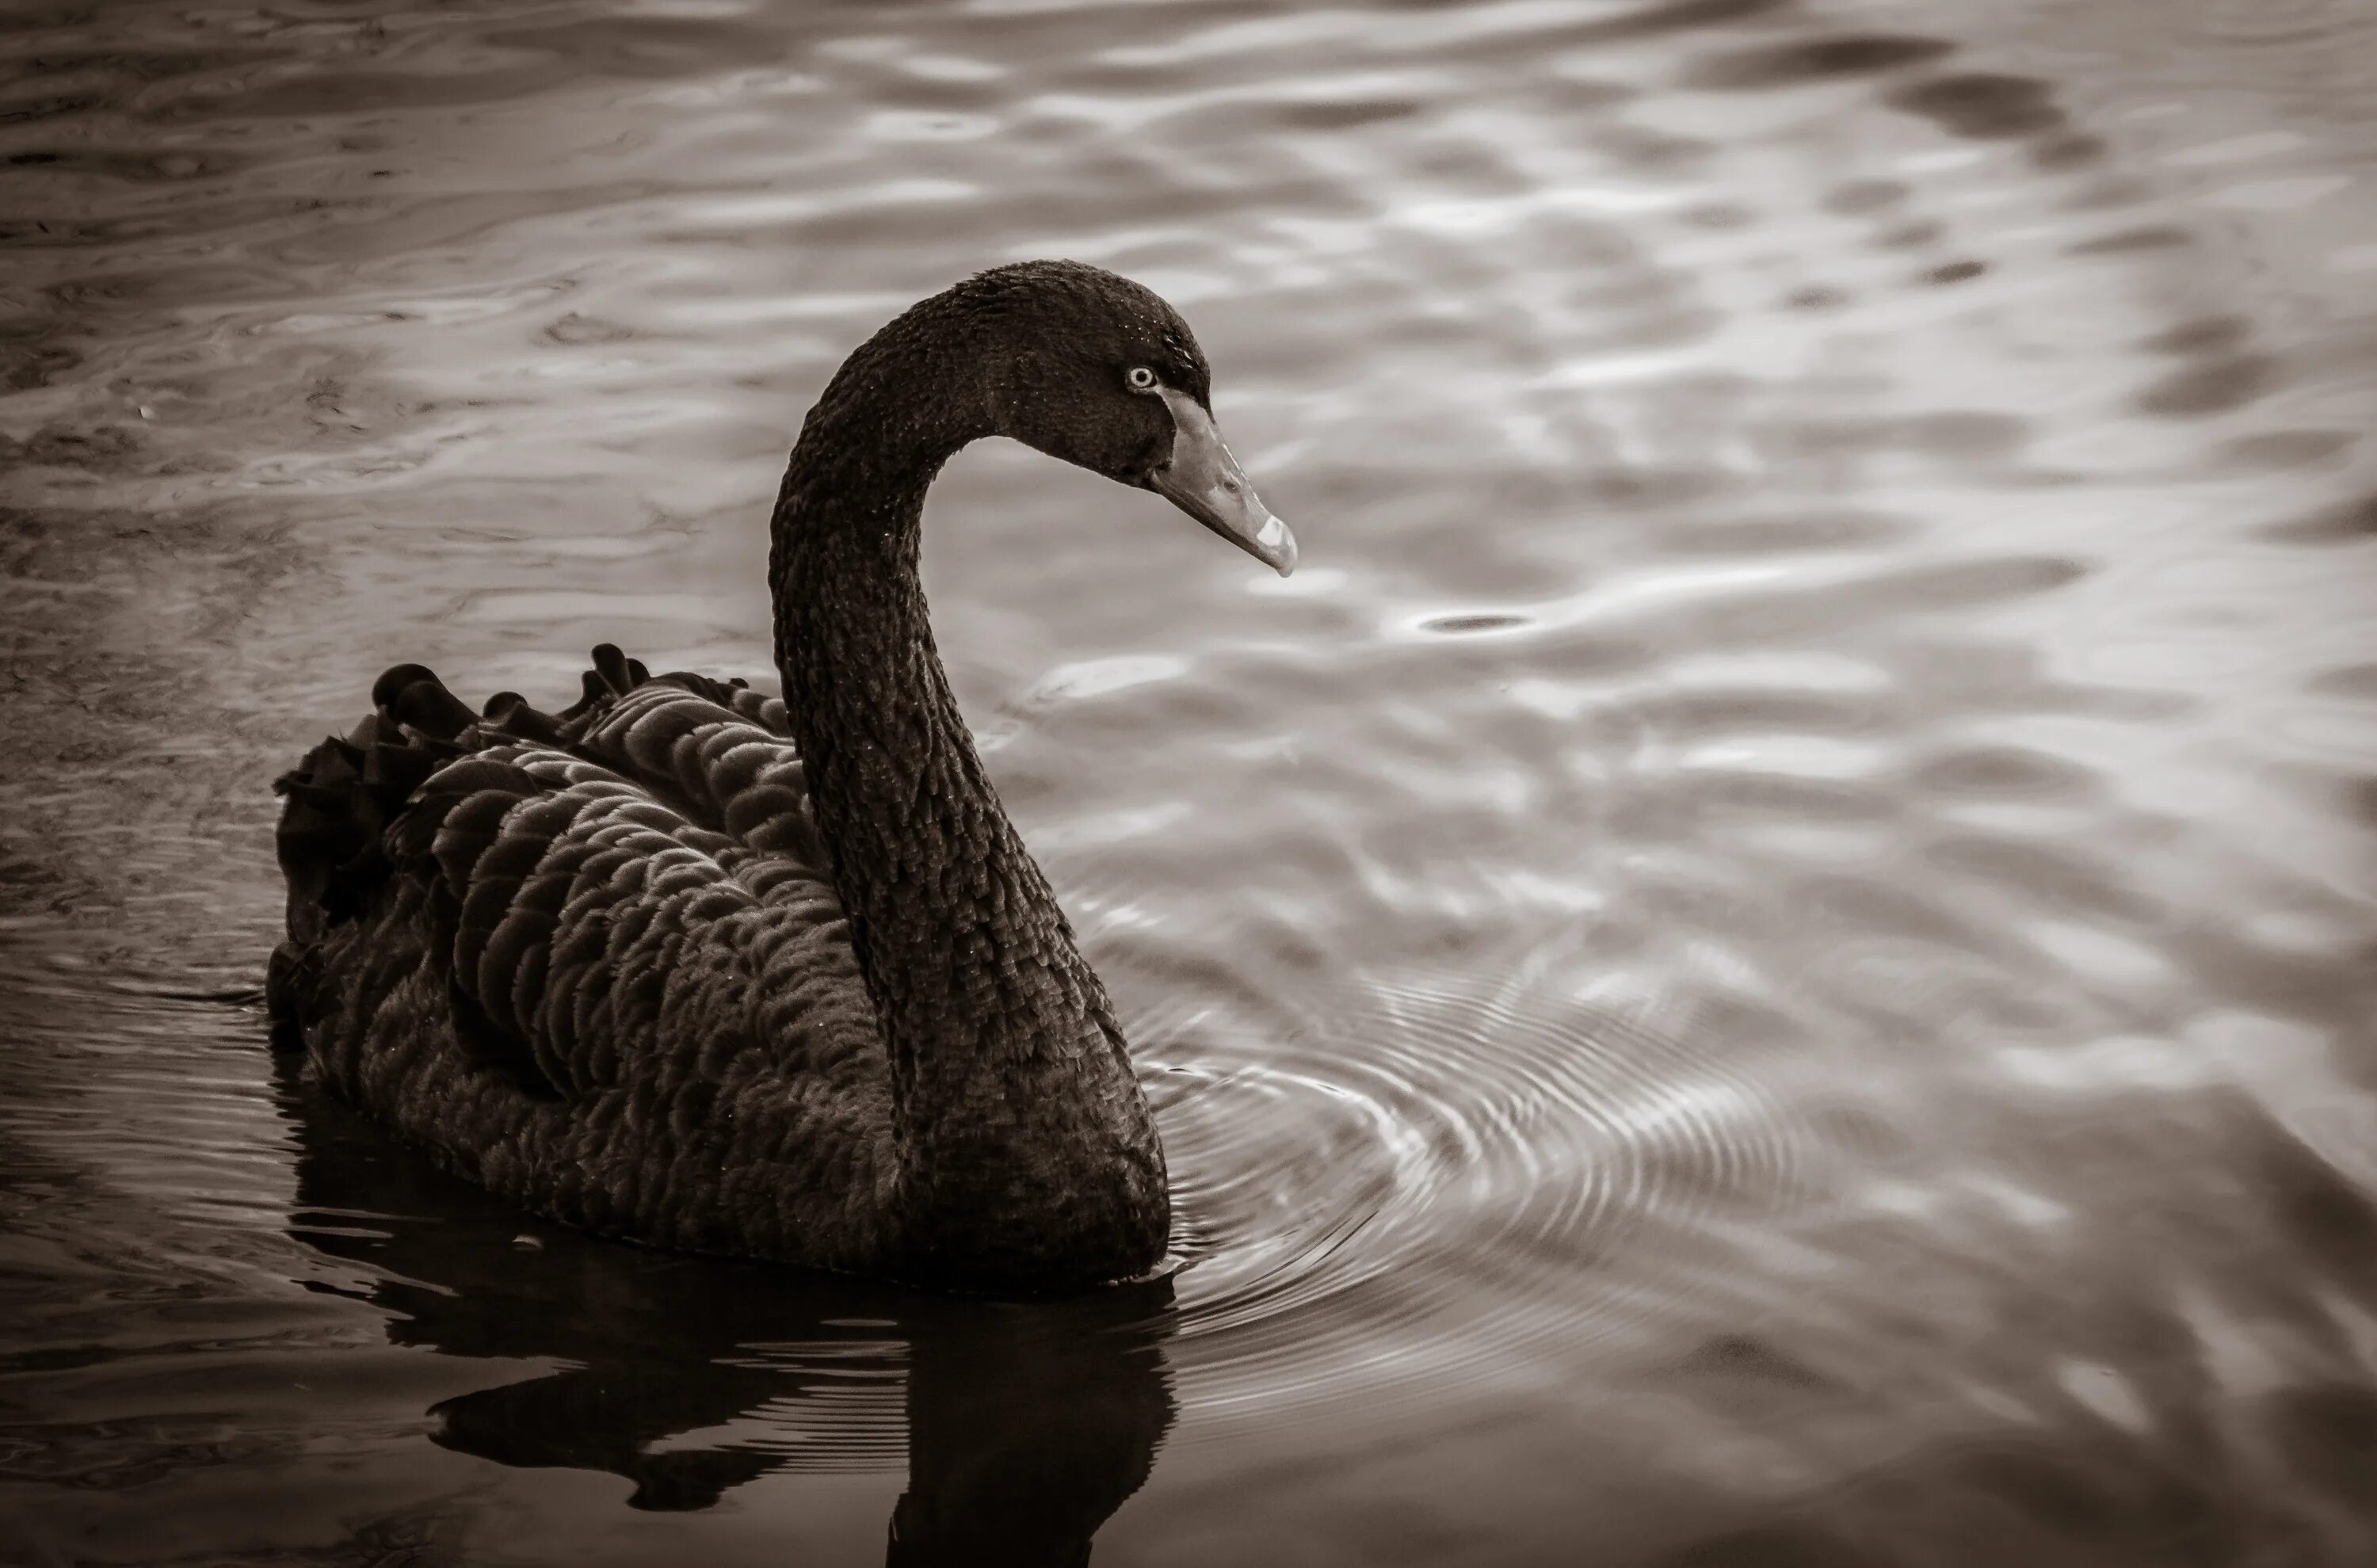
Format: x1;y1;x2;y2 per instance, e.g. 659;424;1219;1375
6;0;2377;1563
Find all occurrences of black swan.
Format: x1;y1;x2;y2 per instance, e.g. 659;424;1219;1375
268;260;1295;1295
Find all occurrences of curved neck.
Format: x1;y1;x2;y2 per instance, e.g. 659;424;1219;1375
765;301;1168;1288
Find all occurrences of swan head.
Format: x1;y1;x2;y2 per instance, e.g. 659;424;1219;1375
960;259;1297;577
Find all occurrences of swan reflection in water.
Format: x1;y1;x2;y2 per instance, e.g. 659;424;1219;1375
276;1065;1177;1563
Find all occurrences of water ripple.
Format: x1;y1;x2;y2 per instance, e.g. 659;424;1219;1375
1099;959;1829;1439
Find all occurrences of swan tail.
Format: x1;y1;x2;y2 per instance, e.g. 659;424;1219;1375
271;716;444;944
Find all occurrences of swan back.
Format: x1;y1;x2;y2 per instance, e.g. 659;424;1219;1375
272;653;902;1269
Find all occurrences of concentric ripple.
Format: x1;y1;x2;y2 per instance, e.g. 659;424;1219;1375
1125;960;1826;1436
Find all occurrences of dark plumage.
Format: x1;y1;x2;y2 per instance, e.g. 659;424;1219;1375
268;261;1295;1295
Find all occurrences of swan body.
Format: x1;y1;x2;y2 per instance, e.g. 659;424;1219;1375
268;261;1294;1295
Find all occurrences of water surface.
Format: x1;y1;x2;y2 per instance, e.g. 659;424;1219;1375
5;0;2377;1563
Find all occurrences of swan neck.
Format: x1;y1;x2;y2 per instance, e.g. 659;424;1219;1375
763;315;1169;1288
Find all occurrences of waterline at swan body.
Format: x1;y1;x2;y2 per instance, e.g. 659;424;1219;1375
266;261;1295;1296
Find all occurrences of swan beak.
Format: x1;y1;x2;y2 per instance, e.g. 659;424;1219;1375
1148;387;1297;577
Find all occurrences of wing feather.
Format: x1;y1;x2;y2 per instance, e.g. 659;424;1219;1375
269;647;895;1266
272;646;884;1116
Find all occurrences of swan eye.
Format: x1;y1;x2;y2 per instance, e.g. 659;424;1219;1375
1124;366;1159;392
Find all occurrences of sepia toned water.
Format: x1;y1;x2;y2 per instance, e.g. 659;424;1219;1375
5;0;2377;1562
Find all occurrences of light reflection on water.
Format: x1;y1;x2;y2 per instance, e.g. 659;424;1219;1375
4;0;2377;1562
